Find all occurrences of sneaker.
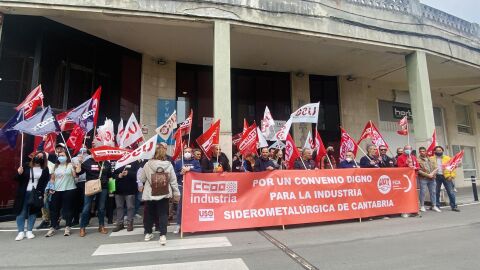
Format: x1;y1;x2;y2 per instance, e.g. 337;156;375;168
15;232;25;241
45;228;56;237
401;213;409;218
135;214;142;220
420;206;426;212
36;220;50;230
454;188;458;192
432;206;442;212
159;235;167;245
64;227;71;236
26;231;35;239
173;225;180;234
452;207;461;212
382;216;390;220
144;233;154;241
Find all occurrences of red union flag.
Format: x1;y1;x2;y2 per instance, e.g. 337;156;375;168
339;128;358;161
260;106;275;137
238;123;258;156
291;102;319;123
274;118;292;141
115;135;157;169
303;130;314;149
196;119;220;158
426;129;437;157
397;116;409;136
177;109;193;137
285;134;301;169
34;133;57;154
243;119;248;134
314;129;327;165
67;125;85;155
445;150;464;171
16;85;44;119
358;121;389;150
91;146;132;162
95;119;115;147
172;130;183;161
232;132;243;147
120;113;143;148
56;110;75;131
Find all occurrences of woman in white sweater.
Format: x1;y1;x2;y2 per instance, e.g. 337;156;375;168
139;146;180;245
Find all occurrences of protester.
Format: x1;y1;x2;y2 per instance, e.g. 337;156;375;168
396;145;419;218
378;146;395;168
320;146;337;169
254;147;276;172
45;151;77;237
243;153;257;172
360;144;380;168
338;151;358;168
36;152;57;230
112;160;141;232
193;148;202;161
394;147;404;166
200;144;231;173
174;147;201;234
272;149;286;170
75;143;112;237
294;148;316;170
268;148;276;159
433;146;460;212
417;147;441;213
71;146;89;226
158;142;175;167
139;146;180;244
232;152;243;172
14;151;50;241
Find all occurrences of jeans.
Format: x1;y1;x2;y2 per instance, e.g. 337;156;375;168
176;185;183;225
135;191;142;215
115;194;135;225
419;179;436;207
49;189;76;228
436;174;457;209
80;188;108;228
16;191;37;232
144;199;169;235
73;182;85;224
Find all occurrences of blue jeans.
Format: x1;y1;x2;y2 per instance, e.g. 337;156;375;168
80;188;108;228
176;185;183;225
126;191;142;216
436;175;457;209
419;179;436;207
16;192;37;232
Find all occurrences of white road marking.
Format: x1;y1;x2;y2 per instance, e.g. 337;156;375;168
100;258;249;270
92;236;232;256
109;226;174;237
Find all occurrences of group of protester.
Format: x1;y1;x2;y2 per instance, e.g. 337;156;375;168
13;137;460;244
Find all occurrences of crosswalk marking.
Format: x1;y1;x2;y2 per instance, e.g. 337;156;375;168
100;258;249;270
109;226;174;237
92;236;232;256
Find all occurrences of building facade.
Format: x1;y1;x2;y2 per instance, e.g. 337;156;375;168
0;0;479;215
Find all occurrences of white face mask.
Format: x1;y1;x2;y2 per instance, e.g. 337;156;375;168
184;152;192;159
346;158;353;162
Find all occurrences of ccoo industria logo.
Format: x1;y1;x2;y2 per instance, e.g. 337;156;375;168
191;180;238;194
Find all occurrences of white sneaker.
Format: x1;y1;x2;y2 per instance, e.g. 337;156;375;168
382;216;390;220
45;228;56;237
159;235;167;245
420;206;426;212
144;233;154;241
401;213;409;218
432;206;442;212
173;225;180;234
26;231;35;239
15;232;25;241
135;214;142;220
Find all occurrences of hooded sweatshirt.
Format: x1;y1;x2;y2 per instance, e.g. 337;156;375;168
138;159;180;201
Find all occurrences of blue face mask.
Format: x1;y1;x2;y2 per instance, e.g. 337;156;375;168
58;156;67;164
80;148;87;153
404;150;411;155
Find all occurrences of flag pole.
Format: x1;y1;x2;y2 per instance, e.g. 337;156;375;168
407;120;410;146
300;157;307;170
357;145;372;162
59;132;72;160
181;138;184;166
20;133;24;166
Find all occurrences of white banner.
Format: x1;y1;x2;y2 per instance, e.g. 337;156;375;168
120;113;143;148
291;102;319;123
303;130;314;149
269;140;286;150
274;118;292;141
115;135;158;169
257;127;269;148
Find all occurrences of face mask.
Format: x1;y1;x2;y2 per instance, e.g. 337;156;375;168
404;150;411;155
346;158;353;162
58;156;67;163
80;148;87;153
435;152;443;157
184;152;192;159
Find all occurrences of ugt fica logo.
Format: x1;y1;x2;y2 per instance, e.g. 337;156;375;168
377;175;392;195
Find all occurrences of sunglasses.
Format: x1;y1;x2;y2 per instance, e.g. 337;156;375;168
380;149;387;151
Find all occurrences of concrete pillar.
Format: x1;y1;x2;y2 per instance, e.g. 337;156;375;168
290;72;311;146
405;51;435;147
213;21;232;163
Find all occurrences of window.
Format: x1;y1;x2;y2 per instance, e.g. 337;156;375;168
455;104;473;134
452;145;477;180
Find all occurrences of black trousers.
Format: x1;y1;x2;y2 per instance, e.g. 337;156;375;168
143;199;169;235
49;189;76;228
72;182;85;224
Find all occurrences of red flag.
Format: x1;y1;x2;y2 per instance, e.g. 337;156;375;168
177;109;193;137
56;110;75;131
397;116;408;136
426;129;437;157
339;128;358;161
243;119;248;134
90;146;132;162
285;134;301;169
172;131;183;161
196;119;220;158
358;121;390;150
232;132;243;147
445;150;464;171
33;133;57;154
314;130;327;165
238;123;258;156
67;125;85;155
16;85;44;119
91;87;102;127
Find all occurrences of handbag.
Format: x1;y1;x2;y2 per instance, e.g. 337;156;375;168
149;164;169;197
85;162;104;196
27;167;44;211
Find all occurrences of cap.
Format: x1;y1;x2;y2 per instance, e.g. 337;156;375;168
55;143;66;149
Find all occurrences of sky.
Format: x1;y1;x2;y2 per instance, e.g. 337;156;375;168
420;0;480;23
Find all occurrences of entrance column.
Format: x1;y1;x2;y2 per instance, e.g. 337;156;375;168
290;72;312;146
213;21;232;163
405;51;435;146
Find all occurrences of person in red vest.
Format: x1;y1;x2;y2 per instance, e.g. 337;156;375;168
396;145;419;218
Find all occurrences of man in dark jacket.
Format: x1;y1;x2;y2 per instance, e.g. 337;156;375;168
254;147;275;172
360;144;380;168
294;148;316;170
338;151;359;168
378;145;395;168
201;144;231;173
112;160;141;232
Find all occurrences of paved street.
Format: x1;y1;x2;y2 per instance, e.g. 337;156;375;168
0;201;478;270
